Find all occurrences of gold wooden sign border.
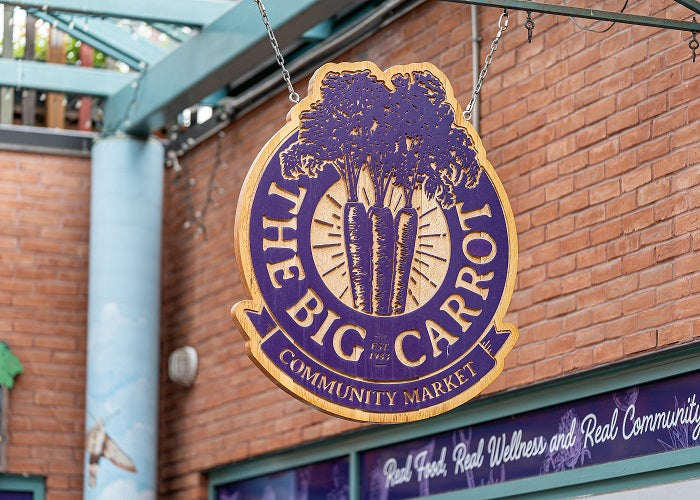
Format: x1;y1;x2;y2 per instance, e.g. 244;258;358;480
232;61;518;423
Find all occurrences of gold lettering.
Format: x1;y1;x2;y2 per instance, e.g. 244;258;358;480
289;358;304;373
395;329;426;367
457;202;491;231
404;388;420;404
440;294;481;333
455;265;493;300
462;231;496;264
267;254;305;288
262;216;297;252
425;319;460;357
287;288;324;328
432;381;446;397
464;361;477;376
280;349;294;364
318;375;336;393
300;365;320;385
443;374;457;392
268;182;307;215
349;386;364;402
333;324;366;362
310;309;340;346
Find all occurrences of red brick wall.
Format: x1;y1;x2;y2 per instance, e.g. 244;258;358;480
1;3;695;499
160;1;695;497
0;151;90;498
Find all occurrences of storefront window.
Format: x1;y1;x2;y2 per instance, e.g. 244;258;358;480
0;492;33;500
216;456;349;500
360;370;700;498
209;348;700;500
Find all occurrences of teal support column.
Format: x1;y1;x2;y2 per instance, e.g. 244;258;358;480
85;135;164;499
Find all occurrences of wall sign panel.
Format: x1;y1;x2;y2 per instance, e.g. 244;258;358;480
360;370;700;498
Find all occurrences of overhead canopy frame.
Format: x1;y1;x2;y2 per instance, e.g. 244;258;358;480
0;0;697;143
442;0;700;32
3;0;233;26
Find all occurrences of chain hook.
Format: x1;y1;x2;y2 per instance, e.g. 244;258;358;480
690;17;698;62
253;0;300;105
525;11;535;43
499;9;509;30
464;9;509;122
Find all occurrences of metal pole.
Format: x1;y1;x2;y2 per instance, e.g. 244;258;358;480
442;0;700;32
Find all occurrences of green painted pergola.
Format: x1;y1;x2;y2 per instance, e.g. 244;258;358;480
0;0;697;139
0;0;370;137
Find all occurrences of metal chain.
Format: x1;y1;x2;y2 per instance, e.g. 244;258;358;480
254;0;300;104
464;9;509;122
690;17;698;62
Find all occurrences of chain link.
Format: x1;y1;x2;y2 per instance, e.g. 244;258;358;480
690;17;698;62
464;9;509;122
254;0;300;104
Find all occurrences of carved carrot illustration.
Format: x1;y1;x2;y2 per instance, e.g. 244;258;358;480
387;72;482;313
281;70;389;313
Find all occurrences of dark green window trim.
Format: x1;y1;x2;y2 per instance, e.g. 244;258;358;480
0;475;45;500
208;342;700;500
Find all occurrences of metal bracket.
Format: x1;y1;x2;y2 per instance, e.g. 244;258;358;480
442;0;700;33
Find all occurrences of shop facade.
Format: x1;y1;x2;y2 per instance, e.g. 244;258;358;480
0;1;698;499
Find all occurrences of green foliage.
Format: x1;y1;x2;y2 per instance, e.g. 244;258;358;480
65;35;79;63
0;342;23;389
93;49;106;68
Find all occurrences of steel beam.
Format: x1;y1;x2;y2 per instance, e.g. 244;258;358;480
674;0;700;15
149;23;195;43
0;59;137;96
5;0;232;26
442;0;700;32
103;0;358;136
30;11;167;69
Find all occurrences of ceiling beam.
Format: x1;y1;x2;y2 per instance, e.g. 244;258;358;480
5;0;232;26
30;11;167;69
149;22;195;43
103;0;358;137
0;59;137;95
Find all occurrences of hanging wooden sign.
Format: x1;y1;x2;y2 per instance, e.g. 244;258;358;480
232;62;518;423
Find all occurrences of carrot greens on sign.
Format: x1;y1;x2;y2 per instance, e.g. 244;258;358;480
281;68;482;316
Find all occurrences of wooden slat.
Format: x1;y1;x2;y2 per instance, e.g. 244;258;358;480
21;14;36;126
1;7;14;125
78;43;93;131
45;26;66;128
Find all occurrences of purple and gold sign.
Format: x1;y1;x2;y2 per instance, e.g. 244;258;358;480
233;62;518;422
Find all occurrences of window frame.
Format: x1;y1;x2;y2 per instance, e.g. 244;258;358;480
0;475;45;500
208;342;700;500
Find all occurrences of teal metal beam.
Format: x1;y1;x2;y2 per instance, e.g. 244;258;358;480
149;22;195;43
674;0;700;15
103;0;358;136
30;11;167;69
6;0;232;26
442;0;700;32
0;59;137;95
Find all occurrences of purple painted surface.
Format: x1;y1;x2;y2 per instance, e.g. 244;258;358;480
360;370;700;498
246;68;515;416
216;456;348;500
0;492;33;500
